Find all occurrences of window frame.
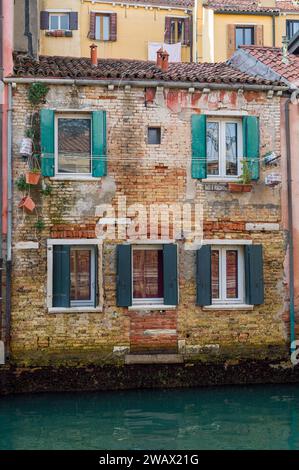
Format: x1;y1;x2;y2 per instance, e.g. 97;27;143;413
235;25;254;48
54;113;92;177
211;245;245;305
206;117;243;179
131;244;164;306
148;127;161;145
49;13;70;31
95;13;111;41
170;17;185;44
47;239;102;313
286;20;299;40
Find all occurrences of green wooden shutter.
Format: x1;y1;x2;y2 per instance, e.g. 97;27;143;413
196;245;212;306
53;245;70;308
116;245;132;307
92;111;107;177
245;245;264;305
163;244;178;305
191;114;207;179
40;109;55;177
242;116;260;181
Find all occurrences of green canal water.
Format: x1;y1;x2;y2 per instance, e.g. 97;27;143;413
0;384;299;450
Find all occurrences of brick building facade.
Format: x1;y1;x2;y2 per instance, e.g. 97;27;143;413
5;52;289;367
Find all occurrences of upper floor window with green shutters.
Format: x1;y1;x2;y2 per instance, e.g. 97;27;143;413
207;118;242;178
40;109;107;178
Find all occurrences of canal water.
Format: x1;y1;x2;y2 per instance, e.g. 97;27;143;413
0;384;299;450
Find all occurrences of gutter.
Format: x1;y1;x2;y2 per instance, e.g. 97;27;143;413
3;77;288;92
285;90;299;354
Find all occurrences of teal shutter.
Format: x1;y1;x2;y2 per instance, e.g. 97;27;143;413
116;245;132;307
53;245;70;307
245;245;264;305
242;116;259;180
196;245;212;306
191;114;207;179
163;244;178;305
40;109;55;177
92;111;107;177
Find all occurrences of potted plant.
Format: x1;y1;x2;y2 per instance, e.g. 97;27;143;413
18;196;36;212
26;167;41;185
228;160;253;193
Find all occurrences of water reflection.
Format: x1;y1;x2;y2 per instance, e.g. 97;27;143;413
0;384;299;450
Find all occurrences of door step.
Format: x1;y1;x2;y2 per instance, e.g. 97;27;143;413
125;354;183;365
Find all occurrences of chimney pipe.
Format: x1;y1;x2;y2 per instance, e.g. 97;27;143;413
156;48;169;72
282;35;289;65
90;43;98;67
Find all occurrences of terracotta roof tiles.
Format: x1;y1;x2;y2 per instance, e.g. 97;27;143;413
11;53;282;86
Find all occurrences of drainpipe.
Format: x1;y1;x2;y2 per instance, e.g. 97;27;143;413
285;92;298;353
193;0;198;62
272;14;276;47
189;12;193;63
24;0;33;57
0;0;3;349
5;83;12;360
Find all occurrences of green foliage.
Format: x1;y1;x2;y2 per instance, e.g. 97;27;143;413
28;82;49;105
240;159;252;185
34;218;45;231
40;183;53;196
16;175;30;192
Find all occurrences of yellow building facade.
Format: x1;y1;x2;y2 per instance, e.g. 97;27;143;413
38;0;299;63
39;0;193;62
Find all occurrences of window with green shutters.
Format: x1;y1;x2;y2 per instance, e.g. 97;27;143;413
116;244;178;307
40;110;107;178
49;243;99;309
191;114;260;181
196;243;264;306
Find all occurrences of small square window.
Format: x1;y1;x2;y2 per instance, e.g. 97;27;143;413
148;127;161;145
235;26;254;48
49;13;70;31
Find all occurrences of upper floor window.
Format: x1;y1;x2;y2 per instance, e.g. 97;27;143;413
89;12;117;42
56;114;92;175
164;17;191;46
286;20;299;40
235;26;254;48
40;11;78;32
49;13;70;31
207;118;242;178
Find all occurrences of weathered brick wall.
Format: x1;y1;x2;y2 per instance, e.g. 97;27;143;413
10;83;288;365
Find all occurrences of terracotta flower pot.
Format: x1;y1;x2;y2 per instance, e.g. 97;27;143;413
228;183;252;193
18;196;36;212
26;171;41;185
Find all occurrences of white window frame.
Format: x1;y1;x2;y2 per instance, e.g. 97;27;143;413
47;239;102;313
207;118;243;179
211;245;245;305
55;113;92;177
95;13;111;41
132;244;164;307
49;13;70;31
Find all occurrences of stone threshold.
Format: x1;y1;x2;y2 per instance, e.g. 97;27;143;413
125;354;184;364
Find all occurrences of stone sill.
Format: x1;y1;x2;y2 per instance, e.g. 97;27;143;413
48;307;103;314
203;304;254;311
128;305;177;311
50;176;101;181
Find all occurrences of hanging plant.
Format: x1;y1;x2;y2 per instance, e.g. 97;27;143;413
26;167;41;185
18;196;36;213
16;175;30;192
28;82;49;105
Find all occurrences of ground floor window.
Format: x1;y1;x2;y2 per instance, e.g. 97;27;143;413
47;240;100;310
132;246;164;305
211;246;245;304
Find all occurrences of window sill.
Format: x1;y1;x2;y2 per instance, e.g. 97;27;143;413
202;178;240;183
50;175;101;181
48;307;103;314
129;305;177;311
202;304;254;311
